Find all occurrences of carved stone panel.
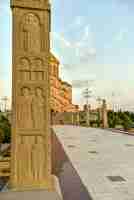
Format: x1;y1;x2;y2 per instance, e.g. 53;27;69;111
18;57;30;81
17;86;45;130
17;87;33;129
31;58;45;81
18;57;46;82
32;87;45;129
17;135;46;184
11;0;50;10
21;13;41;53
11;0;53;190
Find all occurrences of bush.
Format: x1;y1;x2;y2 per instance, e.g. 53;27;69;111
108;111;116;128
121;113;132;131
0;114;11;143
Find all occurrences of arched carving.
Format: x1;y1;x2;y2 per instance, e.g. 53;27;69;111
19;57;30;70
17;87;33;128
17;86;45;129
21;13;41;53
18;57;30;81
11;0;53;188
17;86;46;182
18;57;46;81
32;87;45;129
18;135;46;183
31;58;45;81
35;58;44;70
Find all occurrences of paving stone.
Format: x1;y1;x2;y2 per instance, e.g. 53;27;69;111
0;190;61;200
53;125;134;200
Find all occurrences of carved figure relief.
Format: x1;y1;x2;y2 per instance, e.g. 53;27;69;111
11;0;52;188
18;57;46;82
17;87;33;129
18;135;46;183
18;58;30;81
18;136;34;183
32;87;45;129
17;87;45;129
31;58;44;81
22;13;41;53
17;87;46;183
31;136;46;181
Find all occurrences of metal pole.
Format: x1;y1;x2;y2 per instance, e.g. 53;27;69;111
71;112;74;125
76;111;80;125
97;97;102;127
86;105;90;127
1;97;8;112
83;88;92;127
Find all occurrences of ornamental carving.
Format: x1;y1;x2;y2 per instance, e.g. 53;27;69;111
17;87;45;129
21;13;41;53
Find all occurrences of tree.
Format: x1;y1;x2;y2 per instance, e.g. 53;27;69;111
108;111;116;128
0;114;11;143
121;113;132;131
0;128;4;150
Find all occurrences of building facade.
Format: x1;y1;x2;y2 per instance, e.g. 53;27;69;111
50;53;78;113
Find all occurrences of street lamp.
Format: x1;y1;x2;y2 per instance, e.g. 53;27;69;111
83;88;92;127
1;96;9;112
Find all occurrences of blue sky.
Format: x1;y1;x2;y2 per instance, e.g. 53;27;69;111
1;0;134;110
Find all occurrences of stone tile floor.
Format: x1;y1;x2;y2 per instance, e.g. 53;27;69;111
53;125;134;200
0;190;61;200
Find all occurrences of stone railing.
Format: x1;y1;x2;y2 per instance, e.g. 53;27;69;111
0;158;10;177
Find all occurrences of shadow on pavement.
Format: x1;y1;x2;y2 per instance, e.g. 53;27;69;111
52;130;93;200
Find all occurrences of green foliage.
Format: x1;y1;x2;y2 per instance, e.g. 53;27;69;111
108;110;134;130
121;113;132;131
0;113;11;143
108;111;116;128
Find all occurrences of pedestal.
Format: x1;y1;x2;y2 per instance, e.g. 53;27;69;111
0;190;61;200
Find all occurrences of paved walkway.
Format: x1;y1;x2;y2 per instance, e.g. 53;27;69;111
0;190;61;200
53;125;134;200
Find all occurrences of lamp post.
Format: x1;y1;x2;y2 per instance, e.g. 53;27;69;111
83;88;92;127
71;112;74;125
1;96;9;112
96;97;103;127
102;99;108;129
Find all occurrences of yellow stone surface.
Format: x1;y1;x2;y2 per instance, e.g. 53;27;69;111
49;53;79;113
102;99;108;128
10;0;54;190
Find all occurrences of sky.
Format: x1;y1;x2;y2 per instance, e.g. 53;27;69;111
1;0;134;110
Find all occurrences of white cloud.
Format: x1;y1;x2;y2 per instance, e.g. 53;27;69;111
63;16;85;33
74;16;84;27
0;80;8;97
115;28;128;41
103;28;129;50
72;78;96;89
52;23;96;67
51;32;72;48
83;25;91;39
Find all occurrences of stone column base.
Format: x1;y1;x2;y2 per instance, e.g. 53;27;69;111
0;190;61;200
0;176;62;200
10;175;55;192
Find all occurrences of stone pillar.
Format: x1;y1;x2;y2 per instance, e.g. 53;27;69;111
102;99;108;129
71;112;74;125
97;108;100;127
76;112;80;126
85;105;90;127
10;0;54;190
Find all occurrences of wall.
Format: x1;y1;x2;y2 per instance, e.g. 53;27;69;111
50;53;78;113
